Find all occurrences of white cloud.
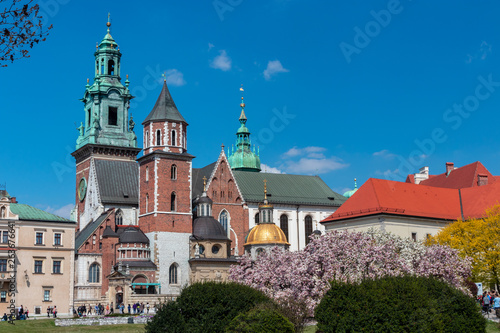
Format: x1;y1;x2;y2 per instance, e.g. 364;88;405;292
210;50;232;71
165;69;186;87
261;164;283;174
263;60;289;80
279;146;348;175
375;169;400;177
282;146;326;159
373;149;395;159
45;203;74;219
208;43;215;51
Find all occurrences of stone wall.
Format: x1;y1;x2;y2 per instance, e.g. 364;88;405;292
55;315;151;327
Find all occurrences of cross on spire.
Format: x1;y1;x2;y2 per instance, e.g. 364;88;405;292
162;71;167;82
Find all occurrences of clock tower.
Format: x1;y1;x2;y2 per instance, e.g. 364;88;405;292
72;18;141;230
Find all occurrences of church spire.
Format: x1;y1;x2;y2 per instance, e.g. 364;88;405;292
228;85;261;172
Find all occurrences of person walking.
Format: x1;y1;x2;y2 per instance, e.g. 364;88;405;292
128;304;131;314
483;292;491;314
47;306;51;318
53;306;57;318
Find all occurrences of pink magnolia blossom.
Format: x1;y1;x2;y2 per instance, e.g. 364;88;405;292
229;229;471;317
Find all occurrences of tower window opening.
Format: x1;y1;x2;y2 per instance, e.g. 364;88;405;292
146;166;149;182
170;192;176;212
145;194;149;213
171;130;176;146
145;131;149;148
108;59;115;75
108;107;118;126
255;213;259;224
219;210;228;234
156;129;161;146
87;108;91;128
171;165;177;180
100;58;104;74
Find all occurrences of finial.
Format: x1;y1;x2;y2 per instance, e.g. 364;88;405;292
263;179;268;200
96;42;98;51
107;13;111;31
86;78;89;84
240;84;245;109
162;71;167;82
354;178;358;189
221;143;225;151
203;176;207;192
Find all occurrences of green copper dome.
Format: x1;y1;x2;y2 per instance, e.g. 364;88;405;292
343;178;358;198
228;91;261;172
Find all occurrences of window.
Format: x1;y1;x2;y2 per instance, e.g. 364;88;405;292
156;129;161;146
52;261;61;274
411;232;417;242
212;244;220;254
100;58;104;74
35;232;43;245
145;130;149;148
34;260;43;274
170;192;176;212
171;130;176;146
89;263;100;283
107;59;115;75
54;233;61;246
255;213;260;224
44;290;50;302
0;207;4;218
0;259;6;272
99;242;102;250
0;291;6;302
280;214;289;242
2;231;7;243
169;264;178;284
108;107;118;126
171;165;177;180
145;194;149;213
305;215;313;245
219;211;228;234
146;166;149;182
115;210;123;225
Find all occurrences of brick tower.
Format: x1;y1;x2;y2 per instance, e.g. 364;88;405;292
137;79;194;295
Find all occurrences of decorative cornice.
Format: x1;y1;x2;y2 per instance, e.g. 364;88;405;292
72;144;141;164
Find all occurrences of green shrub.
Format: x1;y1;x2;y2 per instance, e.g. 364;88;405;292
225;304;295;333
145;301;186;333
315;275;486;333
146;281;270;333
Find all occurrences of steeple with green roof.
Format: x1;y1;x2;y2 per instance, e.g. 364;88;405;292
228;86;261;172
75;14;137;150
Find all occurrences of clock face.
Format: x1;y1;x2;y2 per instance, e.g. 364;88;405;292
78;177;87;202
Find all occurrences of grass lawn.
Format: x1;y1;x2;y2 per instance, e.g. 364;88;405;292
487;320;500;333
0;319;145;332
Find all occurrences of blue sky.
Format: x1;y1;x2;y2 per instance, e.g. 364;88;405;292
2;0;500;218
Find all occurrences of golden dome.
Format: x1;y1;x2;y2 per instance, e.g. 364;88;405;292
244;223;290;246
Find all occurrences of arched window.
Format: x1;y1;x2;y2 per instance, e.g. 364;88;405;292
108;59;115;75
219;210;228;234
255;213;259;224
280;214;289;242
169;263;178;284
305;215;313;245
170;192;176;212
115;210;123;225
145;131;149;148
156;129;161;146
89;263;100;283
145;194;149;213
171;165;177;180
146;166;149;182
0;207;5;218
171;130;176;146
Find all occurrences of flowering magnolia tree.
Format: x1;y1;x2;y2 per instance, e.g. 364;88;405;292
229;229;471;317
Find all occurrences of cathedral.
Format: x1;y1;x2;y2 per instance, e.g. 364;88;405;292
71;20;345;308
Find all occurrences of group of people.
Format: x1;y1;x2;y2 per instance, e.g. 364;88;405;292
480;290;500;316
125;302;152;314
47;306;57;318
75;303;112;317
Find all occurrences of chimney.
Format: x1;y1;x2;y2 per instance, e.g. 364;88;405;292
477;174;488;186
446;162;454;175
10;197;16;203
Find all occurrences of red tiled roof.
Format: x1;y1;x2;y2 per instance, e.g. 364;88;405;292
322;178;462;223
418;161;496;189
461;180;500;219
405;174;415;184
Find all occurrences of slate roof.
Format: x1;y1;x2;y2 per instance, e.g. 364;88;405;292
121;260;157;269
192;162;216;200
192;216;229;240
232;171;346;207
142;81;186;124
119;226;149;244
75;210;112;251
10;203;73;223
94;159;138;205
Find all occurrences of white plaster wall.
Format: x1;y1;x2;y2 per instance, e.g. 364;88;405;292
247;204;338;251
102;204;137;225
323;214;448;241
147;231;191;296
74;254;102;301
